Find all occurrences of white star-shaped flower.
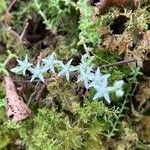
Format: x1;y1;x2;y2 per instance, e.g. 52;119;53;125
77;66;93;89
57;59;78;81
11;55;32;76
42;52;59;73
78;54;94;72
93;83;112;104
92;79;124;103
89;68;111;88
29;62;45;82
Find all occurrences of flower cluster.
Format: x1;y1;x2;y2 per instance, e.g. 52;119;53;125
11;53;124;103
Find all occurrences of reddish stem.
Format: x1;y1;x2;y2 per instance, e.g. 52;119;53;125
7;0;17;13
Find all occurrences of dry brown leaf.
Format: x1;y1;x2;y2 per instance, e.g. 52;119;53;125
95;0;140;14
103;32;133;54
4;76;31;121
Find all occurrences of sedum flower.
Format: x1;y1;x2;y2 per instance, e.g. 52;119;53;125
11;55;32;76
87;67;125;103
92;79;124;103
57;59;78;81
77;66;93;89
89;68;111;88
92;74;112;104
112;80;124;97
10;53;125;103
29;62;45;82
42;52;59;73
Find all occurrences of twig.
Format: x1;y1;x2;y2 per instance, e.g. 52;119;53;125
13;78;51;83
5;23;28;42
6;26;21;41
27;82;40;105
101;59;137;68
19;22;29;41
3;0;27;43
7;0;17;13
4;57;11;66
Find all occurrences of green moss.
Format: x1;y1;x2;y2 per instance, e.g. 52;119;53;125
34;0;78;33
0;82;5;99
11;1;35;32
0;0;8;16
46;78;79;112
0;24;29;58
0;100;114;149
0;0;149;149
15;108;82;150
94;49;120;65
0;109;18;149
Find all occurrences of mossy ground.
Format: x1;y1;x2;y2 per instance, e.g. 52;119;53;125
0;0;150;149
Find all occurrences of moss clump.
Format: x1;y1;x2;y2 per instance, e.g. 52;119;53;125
47;78;80;113
0;101;113;149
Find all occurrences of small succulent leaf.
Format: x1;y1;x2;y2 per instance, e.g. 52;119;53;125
66;72;70;81
93;91;103;100
11;67;24;74
38;74;45;82
84;79;90;89
66;59;72;67
103;92;111;104
30;74;37;82
42;64;55;72
95;68;101;76
57;69;66;77
79;54;94;71
107;86;114;92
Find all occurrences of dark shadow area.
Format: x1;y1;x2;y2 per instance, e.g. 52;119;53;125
110;15;129;34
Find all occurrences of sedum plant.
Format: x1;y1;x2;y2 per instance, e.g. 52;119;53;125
77;0;109;46
11;53;124;104
34;0;77;33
